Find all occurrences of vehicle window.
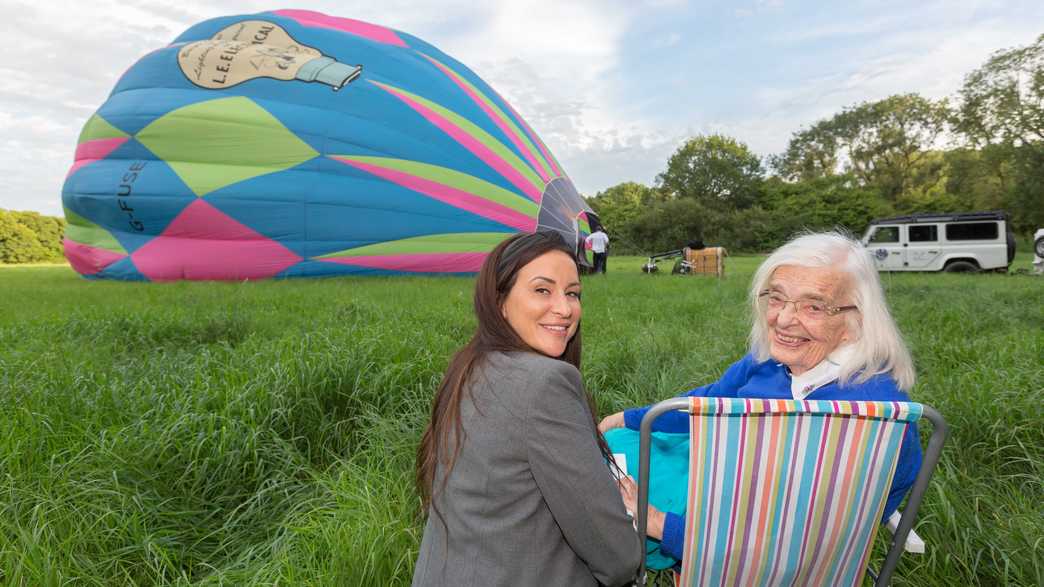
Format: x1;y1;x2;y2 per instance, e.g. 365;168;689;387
946;222;999;241
909;225;938;242
868;226;899;243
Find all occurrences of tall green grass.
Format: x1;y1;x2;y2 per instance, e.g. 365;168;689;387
0;254;1040;585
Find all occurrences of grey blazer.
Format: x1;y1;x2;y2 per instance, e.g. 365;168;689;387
412;351;641;587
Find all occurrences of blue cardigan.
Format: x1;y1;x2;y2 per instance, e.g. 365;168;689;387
622;353;923;562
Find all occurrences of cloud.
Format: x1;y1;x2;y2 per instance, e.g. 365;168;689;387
2;0;1041;214
746;20;1042;155
0;0;213;215
434;1;677;194
0;0;676;210
769;16;897;44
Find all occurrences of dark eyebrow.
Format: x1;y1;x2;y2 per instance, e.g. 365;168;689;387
530;276;581;288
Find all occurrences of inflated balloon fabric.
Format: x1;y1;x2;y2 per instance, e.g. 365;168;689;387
63;10;595;280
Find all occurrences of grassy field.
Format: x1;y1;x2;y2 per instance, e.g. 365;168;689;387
0;253;1041;586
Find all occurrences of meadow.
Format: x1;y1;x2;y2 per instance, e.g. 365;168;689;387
0;253;1041;586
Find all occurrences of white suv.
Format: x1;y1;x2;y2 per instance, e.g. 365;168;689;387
1033;228;1043;274
861;211;1015;273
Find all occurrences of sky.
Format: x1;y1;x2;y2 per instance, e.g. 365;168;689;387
2;0;1041;216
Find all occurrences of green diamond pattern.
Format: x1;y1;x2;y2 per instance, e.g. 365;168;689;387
63;207;127;254
136;97;319;197
77;114;129;144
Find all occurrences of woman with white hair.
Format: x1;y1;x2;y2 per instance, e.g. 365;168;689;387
599;231;922;563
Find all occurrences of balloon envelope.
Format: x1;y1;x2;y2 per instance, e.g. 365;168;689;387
62;10;597;281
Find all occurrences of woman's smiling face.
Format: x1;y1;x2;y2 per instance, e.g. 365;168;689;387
500;250;581;358
765;264;853;375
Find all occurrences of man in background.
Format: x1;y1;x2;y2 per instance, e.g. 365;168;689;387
586;227;609;274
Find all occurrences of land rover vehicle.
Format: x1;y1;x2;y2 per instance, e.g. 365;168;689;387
1033;228;1044;274
861;211;1015;272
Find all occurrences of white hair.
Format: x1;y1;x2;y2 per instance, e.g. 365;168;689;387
748;230;915;391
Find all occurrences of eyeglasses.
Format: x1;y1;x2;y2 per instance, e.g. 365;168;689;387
758;290;858;319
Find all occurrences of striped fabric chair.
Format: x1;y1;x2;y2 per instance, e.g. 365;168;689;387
635;398;947;586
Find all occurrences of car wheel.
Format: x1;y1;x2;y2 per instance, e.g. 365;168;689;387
944;260;979;273
1035;236;1044;258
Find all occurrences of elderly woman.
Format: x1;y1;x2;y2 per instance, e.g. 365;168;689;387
599;231;922;563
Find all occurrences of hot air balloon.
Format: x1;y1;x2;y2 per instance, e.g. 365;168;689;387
62;9;600;281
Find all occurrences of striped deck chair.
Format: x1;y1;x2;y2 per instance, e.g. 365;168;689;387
635;398;947;586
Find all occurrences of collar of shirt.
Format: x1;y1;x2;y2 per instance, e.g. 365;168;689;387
788;344;855;400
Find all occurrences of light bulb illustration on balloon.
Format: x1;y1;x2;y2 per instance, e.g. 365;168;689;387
177;20;363;91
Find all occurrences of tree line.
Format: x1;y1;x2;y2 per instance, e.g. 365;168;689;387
587;34;1044;254
0;209;66;264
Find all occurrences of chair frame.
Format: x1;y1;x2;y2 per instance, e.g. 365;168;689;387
634;398;947;586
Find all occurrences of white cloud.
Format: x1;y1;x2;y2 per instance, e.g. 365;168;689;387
0;0;674;210
0;0;1040;213
741;20;1041;157
434;1;676;194
769;16;897;44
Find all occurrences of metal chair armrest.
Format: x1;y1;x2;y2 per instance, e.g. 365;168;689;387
635;397;692;585
875;405;947;585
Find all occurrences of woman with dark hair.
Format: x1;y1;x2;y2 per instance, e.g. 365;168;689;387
412;231;641;587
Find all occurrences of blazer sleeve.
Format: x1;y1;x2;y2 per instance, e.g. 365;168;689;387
525;362;642;587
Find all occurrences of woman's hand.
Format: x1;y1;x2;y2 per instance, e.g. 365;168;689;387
598;411;625;433
617;475;666;540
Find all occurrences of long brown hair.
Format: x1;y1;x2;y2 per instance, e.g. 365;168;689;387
416;231;615;518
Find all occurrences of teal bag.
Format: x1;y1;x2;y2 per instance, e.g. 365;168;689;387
604;427;690;571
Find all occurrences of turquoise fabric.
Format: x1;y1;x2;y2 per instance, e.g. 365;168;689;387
604;427;690;570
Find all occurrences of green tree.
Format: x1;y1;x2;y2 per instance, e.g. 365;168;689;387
714;206;794;252
1008;143;1044;232
956;33;1044;147
840;95;950;200
761;174;892;237
12;211;65;260
771;119;839;181
628;198;715;253
892;150;963;214
656;134;763;211
775;94;950;201
954;34;1044;233
943;146;1013;211
585;181;663;234
0;210;48;264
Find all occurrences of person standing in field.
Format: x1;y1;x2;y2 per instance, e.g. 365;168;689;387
413;231;640;587
586;227;609;274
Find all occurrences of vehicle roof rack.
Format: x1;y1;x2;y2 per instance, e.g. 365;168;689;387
868;210;1008;225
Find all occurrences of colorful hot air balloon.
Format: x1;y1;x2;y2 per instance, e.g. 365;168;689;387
62;10;600;281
